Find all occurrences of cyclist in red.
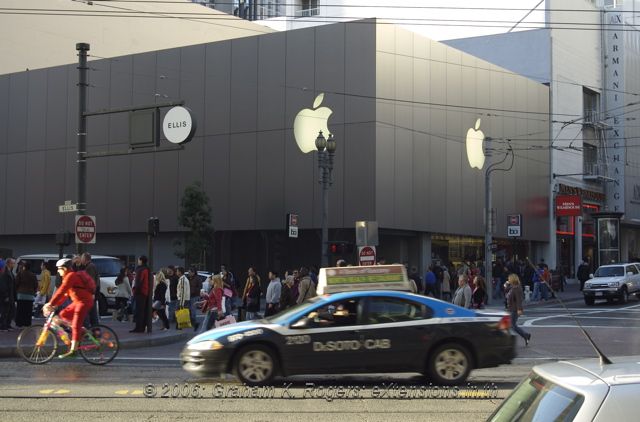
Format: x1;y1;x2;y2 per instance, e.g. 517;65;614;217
43;258;95;358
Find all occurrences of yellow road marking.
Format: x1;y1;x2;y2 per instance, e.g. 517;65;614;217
39;389;54;394
130;390;143;395
54;389;70;394
114;390;129;395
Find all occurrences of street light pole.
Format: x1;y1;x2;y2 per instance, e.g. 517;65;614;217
76;43;90;255
316;131;336;268
484;136;493;302
483;138;514;304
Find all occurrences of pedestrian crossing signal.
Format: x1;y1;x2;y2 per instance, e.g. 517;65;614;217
147;217;160;237
328;241;354;255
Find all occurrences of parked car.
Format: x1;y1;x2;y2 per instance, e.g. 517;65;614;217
16;254;124;315
582;263;640;305
488;355;639;421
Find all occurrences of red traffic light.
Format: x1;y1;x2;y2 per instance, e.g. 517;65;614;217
328;241;353;255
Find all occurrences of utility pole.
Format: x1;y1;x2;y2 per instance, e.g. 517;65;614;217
484;137;493;302
76;43;90;255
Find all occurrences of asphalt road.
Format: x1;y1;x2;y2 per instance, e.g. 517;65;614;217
1;299;639;422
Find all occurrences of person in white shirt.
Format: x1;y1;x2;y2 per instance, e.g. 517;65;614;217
176;267;191;330
265;270;282;317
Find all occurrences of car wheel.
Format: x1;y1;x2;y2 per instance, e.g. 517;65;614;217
619;287;628;304
233;344;277;386
584;297;595;306
97;293;109;316
427;343;472;386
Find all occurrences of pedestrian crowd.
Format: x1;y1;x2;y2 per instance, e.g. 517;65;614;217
0;252;543;348
0;253;103;333
124;264;324;334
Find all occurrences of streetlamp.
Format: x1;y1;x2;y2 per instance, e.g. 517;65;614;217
316;130;336;268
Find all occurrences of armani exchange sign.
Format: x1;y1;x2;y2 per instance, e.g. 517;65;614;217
605;11;625;213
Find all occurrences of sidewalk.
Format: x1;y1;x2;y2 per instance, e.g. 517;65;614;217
0;315;195;358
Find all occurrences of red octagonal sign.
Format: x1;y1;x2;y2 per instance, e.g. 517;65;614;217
358;246;376;266
75;215;96;244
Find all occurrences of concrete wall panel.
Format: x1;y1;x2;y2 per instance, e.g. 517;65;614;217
8;73;28;153
26;70;47;151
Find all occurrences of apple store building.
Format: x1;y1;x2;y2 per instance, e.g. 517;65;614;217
0;19;550;274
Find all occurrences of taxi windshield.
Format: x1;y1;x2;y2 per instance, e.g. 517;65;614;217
265;297;324;324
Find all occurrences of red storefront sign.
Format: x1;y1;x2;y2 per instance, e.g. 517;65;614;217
555;195;582;216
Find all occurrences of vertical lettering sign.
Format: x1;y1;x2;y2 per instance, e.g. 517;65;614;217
605;11;625;213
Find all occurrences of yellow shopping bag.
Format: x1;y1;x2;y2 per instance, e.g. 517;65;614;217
176;307;192;329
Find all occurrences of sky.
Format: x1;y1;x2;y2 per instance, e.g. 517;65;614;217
343;0;548;40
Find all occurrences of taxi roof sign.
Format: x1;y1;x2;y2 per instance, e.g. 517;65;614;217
317;264;411;295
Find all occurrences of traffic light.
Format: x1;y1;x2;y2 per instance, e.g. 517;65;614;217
328;241;354;255
147;217;160;237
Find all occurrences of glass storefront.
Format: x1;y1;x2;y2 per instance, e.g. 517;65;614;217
432;234;527;267
556;203;599;276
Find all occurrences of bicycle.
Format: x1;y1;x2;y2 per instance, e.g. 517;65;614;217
16;309;119;365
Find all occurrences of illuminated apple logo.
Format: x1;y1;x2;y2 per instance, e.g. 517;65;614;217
466;118;486;169
293;93;333;153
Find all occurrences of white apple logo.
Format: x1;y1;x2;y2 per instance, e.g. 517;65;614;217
466;118;486;169
293;93;333;153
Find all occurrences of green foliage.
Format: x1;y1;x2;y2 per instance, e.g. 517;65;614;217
174;181;214;267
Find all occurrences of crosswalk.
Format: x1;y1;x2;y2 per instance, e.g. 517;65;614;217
521;303;640;328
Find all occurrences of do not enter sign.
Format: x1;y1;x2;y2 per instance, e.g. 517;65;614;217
358;246;376;266
75;215;96;244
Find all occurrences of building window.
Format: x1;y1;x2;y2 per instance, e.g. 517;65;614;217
297;0;319;17
582;88;601;178
583;142;598;176
583;87;599;125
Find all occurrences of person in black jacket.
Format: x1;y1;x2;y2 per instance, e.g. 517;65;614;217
0;260;12;331
279;274;295;310
576;259;591;291
152;271;170;330
242;267;261;320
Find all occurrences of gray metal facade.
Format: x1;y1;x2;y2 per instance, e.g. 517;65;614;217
0;19;550;261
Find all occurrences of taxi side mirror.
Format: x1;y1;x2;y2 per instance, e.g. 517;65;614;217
627;272;633;277
589;274;594;279
291;318;312;329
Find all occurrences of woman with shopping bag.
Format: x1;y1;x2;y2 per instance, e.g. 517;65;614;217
175;267;191;330
199;274;224;332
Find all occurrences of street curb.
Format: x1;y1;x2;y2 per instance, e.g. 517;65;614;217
0;331;192;359
118;331;194;350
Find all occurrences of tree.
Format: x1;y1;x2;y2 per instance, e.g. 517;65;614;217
174;181;214;268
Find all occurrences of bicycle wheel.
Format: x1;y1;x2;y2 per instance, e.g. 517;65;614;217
16;325;58;364
79;325;119;365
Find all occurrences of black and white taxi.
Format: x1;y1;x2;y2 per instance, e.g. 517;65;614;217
181;265;516;386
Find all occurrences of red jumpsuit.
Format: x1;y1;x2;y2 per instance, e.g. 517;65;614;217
50;271;95;342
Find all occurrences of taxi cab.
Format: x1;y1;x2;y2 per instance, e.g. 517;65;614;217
181;265;516;386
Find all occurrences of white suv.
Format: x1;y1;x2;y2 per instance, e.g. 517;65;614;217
583;263;640;305
16;254;123;315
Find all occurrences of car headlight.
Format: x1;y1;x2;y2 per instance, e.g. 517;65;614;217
608;282;620;288
107;287;118;295
584;283;591;289
188;340;224;351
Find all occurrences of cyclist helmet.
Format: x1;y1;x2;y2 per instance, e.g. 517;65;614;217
56;258;73;269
